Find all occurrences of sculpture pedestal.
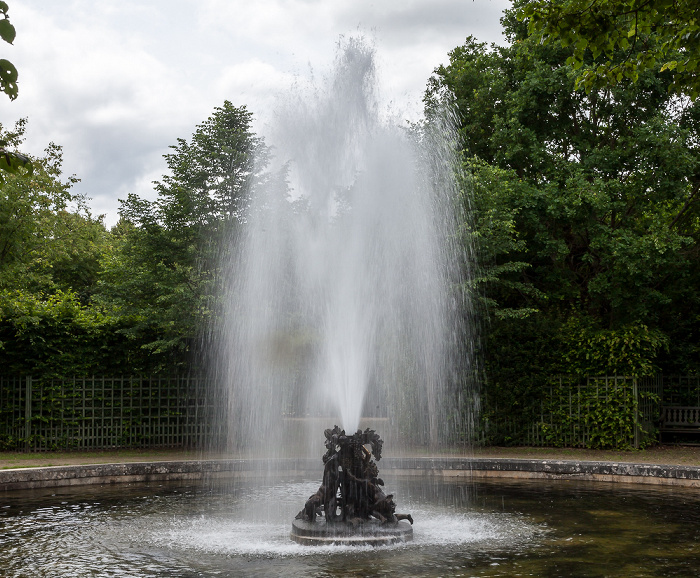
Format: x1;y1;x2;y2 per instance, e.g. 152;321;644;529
290;518;413;546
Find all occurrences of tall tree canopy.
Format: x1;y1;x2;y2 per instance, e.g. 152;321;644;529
0;119;107;298
0;120;130;376
98;102;264;370
427;4;700;381
522;0;700;97
1;105;265;376
424;1;700;444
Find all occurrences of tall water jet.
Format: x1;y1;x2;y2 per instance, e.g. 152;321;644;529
217;38;472;460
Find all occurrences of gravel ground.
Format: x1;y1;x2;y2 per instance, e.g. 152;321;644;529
3;445;700;470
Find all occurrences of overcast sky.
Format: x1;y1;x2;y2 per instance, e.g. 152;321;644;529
2;0;510;226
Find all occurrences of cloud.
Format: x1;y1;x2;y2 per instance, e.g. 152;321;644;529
2;0;510;226
336;0;506;42
212;60;298;122
7;1;213;223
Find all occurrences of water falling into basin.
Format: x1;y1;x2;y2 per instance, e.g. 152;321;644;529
217;37;471;459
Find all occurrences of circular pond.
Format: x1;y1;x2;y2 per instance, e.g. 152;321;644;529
2;474;700;576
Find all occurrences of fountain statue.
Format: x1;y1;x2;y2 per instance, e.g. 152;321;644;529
291;426;413;545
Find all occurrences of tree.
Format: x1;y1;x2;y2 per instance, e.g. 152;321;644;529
0;119;108;299
427;5;700;380
0;121;138;377
522;0;700;97
153;101;263;228
459;157;542;320
97;102;264;370
0;144;31;181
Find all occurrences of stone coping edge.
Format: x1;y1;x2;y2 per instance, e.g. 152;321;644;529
2;457;700;491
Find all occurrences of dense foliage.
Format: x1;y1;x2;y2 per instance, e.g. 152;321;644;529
98;101;262;371
523;0;700;97
427;2;700;444
0;103;260;375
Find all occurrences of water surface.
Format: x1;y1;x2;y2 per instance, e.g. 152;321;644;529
1;476;699;576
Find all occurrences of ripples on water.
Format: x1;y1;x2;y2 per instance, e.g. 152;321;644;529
2;476;700;576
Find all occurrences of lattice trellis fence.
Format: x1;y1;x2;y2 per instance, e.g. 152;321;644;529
3;373;697;452
0;375;224;452
480;375;664;449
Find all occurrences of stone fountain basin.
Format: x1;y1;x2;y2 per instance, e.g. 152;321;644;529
3;470;700;576
3;457;700;491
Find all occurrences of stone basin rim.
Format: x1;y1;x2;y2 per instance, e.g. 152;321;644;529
3;457;700;491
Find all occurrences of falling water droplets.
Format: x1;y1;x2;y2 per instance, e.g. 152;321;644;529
217;36;473;459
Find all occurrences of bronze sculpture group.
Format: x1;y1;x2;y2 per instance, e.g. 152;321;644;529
296;426;413;527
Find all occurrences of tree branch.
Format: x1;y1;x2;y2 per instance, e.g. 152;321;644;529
670;180;700;229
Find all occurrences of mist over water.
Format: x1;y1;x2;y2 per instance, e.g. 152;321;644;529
217;38;472;457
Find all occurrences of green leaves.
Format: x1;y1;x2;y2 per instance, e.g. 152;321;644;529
520;0;700;97
432;1;700;446
0;17;15;44
0;57;17;100
0;1;17;100
0;120;107;306
560;319;669;377
0;289;128;376
0;140;31;179
538;377;646;450
152;101;262;228
434;6;700;332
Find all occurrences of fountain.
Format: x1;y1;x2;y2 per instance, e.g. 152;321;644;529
216;36;470;474
211;35;471;546
291;426;413;545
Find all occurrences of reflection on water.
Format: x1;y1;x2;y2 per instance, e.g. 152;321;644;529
1;475;700;576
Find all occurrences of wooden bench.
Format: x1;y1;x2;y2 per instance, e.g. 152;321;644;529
661;406;700;434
